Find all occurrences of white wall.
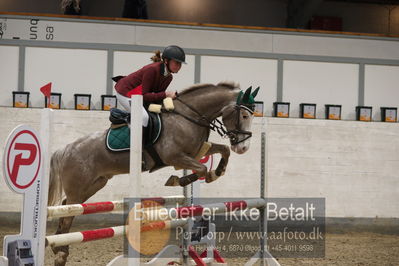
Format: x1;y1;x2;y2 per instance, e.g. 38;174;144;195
265;118;399;218
24;47;107;109
273;34;399;60
283;60;359;119
113;51;155;77
135;26;274;53
2;17;397;59
364;65;399;121
1;16;399;112
0;46;19;107
201;56;278;116
1;16;399;115
170;55;196;91
0;107;398;218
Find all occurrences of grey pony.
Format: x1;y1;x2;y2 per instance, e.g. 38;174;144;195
48;82;258;265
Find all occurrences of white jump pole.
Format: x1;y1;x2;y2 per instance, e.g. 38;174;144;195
245;118;280;266
129;94;142;265
37;108;53;265
260;118;280;266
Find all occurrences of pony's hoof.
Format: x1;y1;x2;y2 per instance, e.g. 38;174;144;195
54;251;68;266
165;175;180;186
206;170;220;183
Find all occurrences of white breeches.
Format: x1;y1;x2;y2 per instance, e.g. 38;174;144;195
115;92;149;127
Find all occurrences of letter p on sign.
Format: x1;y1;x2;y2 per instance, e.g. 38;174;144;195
3;125;42;193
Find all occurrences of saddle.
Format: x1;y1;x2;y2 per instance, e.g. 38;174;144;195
106;108;165;172
106;108;162;150
109;108;130;125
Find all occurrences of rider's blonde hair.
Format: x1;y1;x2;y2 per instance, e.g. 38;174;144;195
151;50;162;62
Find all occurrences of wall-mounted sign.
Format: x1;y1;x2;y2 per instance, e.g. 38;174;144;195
0;17;135;44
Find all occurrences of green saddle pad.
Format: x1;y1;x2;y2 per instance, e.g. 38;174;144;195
106;112;162;152
106;125;131;151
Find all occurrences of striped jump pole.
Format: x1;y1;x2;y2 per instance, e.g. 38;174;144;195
141;198;266;222
46;226;125;248
45;219;188;248
47;195;185;219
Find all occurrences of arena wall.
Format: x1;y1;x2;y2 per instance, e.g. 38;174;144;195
1;14;399;120
1;14;399;227
0;107;398;220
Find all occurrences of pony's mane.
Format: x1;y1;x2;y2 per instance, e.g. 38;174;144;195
216;82;239;90
179;82;239;96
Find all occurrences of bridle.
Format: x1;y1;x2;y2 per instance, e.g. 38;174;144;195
224;104;254;145
169;97;253;145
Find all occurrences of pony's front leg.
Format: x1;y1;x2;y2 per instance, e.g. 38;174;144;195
204;143;230;183
164;155;208;187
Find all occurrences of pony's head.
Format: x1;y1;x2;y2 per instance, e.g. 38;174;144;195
222;86;259;154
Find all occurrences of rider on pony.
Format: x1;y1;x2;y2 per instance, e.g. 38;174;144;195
113;45;186;127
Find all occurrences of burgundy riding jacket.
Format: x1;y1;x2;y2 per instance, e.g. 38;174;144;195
114;62;173;104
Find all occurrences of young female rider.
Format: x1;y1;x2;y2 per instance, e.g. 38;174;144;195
113;45;186;126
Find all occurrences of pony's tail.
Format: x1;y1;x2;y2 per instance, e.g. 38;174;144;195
48;149;64;206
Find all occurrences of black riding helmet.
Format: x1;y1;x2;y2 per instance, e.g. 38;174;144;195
162;45;186;64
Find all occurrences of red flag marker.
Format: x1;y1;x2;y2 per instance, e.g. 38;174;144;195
40;82;52;108
40;82;52;98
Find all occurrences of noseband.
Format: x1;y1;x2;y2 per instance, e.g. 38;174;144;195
171;98;253;145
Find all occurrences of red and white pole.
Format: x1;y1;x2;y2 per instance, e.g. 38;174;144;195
47;196;185;219
45;219;188;248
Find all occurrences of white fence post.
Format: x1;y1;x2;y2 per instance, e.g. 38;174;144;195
129;95;143;265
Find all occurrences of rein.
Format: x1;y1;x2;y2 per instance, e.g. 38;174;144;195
167;97;253;145
172;98;212;128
